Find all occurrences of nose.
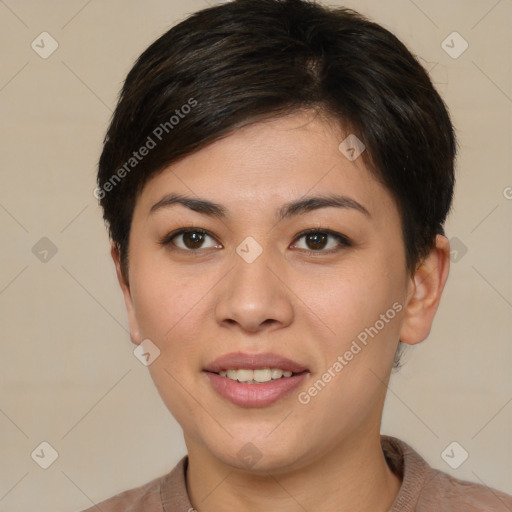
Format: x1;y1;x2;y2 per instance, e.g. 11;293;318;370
214;246;294;333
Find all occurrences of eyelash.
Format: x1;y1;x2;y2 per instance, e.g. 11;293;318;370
159;226;352;256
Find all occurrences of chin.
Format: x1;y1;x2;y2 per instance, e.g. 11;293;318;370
193;423;313;474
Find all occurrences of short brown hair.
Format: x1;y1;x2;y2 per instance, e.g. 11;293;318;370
97;0;456;283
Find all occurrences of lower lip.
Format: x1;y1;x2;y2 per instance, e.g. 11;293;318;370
205;371;308;408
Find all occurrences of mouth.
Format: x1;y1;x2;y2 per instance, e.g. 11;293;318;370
203;352;309;407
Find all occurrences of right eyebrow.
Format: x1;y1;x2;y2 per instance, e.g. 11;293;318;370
150;193;228;219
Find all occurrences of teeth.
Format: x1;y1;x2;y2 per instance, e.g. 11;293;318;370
271;368;283;379
217;368;296;383
253;368;272;382
237;369;253;383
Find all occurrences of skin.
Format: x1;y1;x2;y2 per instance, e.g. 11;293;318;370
113;110;450;512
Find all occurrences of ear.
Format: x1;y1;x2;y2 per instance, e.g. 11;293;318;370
111;244;141;346
399;234;450;345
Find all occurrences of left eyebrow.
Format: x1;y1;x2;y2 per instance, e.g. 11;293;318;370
149;193;371;220
276;194;371;221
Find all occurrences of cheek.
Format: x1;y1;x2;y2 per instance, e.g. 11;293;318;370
129;263;211;424
309;261;403;336
129;252;207;341
315;257;405;396
294;264;404;430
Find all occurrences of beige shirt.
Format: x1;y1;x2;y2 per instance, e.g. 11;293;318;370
80;436;512;511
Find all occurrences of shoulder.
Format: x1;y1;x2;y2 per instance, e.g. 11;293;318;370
77;457;188;512
419;467;512;511
78;475;163;512
382;436;512;511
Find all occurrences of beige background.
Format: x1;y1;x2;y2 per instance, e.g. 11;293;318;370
0;0;511;510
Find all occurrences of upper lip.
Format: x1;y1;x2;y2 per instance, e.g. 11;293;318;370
204;352;308;373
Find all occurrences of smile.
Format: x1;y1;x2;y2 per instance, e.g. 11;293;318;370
203;352;309;407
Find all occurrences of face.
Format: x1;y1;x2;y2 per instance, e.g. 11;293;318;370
118;111;418;472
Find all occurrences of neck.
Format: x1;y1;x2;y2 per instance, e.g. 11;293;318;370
186;429;401;512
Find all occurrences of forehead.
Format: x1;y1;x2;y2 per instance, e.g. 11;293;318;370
134;111;397;227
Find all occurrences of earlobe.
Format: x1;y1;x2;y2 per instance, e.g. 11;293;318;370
399;235;451;345
111;244;142;345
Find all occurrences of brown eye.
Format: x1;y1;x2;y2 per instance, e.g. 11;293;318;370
292;229;351;253
181;231;207;249
163;228;221;251
304;232;329;250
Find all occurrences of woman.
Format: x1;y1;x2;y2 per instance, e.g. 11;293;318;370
87;0;512;510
